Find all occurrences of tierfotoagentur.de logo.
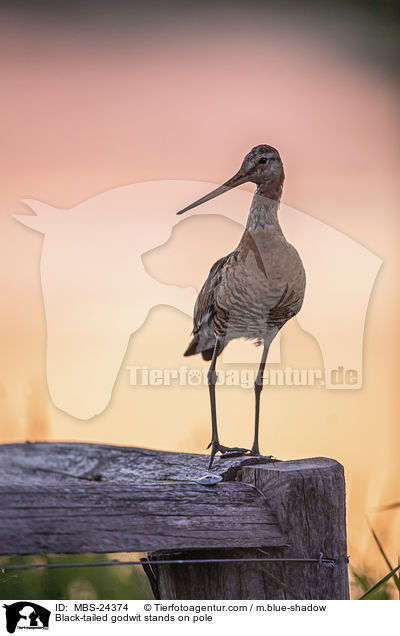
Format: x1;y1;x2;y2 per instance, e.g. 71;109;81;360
2;603;50;634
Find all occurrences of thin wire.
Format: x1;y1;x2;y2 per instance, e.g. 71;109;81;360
0;555;341;572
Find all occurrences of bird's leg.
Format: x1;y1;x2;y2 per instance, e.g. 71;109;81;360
207;338;221;469
206;338;251;469
251;341;270;455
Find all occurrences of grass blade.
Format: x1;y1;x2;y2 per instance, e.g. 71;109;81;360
359;564;400;600
376;502;400;512
370;526;400;594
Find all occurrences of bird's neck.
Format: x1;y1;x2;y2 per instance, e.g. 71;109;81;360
246;180;283;231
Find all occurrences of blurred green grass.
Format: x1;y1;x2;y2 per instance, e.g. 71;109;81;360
351;569;394;600
1;544;398;600
350;523;400;600
0;554;153;600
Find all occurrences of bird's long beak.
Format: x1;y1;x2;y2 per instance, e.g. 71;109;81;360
177;169;248;215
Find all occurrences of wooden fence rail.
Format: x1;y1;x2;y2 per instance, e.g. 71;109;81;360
0;442;349;600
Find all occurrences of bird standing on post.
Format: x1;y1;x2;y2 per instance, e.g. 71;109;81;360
177;145;306;469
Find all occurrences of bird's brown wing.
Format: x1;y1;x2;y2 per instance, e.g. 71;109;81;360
183;253;232;359
192;254;231;334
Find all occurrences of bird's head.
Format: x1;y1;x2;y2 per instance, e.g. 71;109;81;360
177;144;284;215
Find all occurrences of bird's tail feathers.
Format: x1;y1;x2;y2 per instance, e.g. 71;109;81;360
184;335;225;360
183;336;201;357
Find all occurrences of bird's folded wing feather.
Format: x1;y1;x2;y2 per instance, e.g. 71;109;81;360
192;253;232;334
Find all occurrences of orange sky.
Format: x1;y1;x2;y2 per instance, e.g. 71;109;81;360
0;9;399;591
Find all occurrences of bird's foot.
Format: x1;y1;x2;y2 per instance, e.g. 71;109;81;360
206;442;252;469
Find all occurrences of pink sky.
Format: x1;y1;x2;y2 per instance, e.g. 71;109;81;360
1;12;399;589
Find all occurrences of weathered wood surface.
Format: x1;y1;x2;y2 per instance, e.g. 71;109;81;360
0;482;284;554
0;442;284;555
0;441;272;484
148;457;349;600
147;547;286;600
240;458;349;599
0;443;349;600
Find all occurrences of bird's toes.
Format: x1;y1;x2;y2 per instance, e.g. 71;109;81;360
218;446;252;458
207;443;254;469
208;444;220;470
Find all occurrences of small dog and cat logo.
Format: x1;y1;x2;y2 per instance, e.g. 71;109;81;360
2;603;50;634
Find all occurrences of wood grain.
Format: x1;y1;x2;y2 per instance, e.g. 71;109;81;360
240;458;349;599
0;442;284;554
0;441;274;485
0;443;349;599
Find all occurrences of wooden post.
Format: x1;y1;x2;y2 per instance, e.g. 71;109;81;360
241;458;349;599
145;547;286;600
147;458;349;600
0;443;348;600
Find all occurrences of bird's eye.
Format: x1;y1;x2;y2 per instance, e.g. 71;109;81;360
258;157;267;164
